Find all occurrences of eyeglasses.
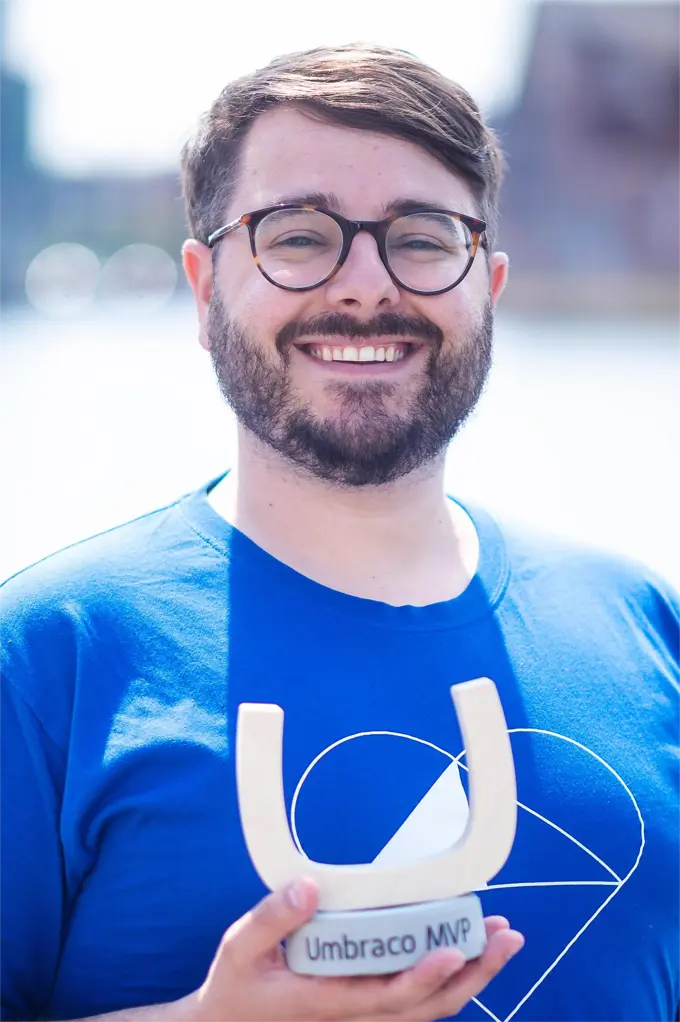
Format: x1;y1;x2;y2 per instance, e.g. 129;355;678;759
206;204;486;296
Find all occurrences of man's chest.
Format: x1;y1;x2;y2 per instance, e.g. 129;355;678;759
52;623;678;1021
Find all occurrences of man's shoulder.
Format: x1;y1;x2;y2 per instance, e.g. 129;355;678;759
3;498;172;596
491;508;679;629
0;492;195;633
0;492;206;727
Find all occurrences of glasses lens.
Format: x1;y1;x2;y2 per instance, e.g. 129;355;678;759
254;209;343;288
386;213;473;292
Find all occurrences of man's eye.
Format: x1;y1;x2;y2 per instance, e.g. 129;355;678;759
272;234;322;248
400;238;445;250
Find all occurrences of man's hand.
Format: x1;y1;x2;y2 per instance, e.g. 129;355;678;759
183;878;524;1021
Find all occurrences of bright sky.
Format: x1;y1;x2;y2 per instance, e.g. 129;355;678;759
6;0;666;176
6;0;537;175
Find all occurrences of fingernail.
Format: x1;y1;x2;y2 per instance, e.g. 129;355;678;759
286;878;308;910
507;933;525;959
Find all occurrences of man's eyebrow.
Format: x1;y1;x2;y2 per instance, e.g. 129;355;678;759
269;191;344;211
381;197;460;217
267;193;464;219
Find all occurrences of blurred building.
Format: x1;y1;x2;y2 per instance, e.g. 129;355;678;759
0;1;187;307
493;1;679;316
1;0;678;314
0;20;48;305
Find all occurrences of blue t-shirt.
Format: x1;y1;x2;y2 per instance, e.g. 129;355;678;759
1;477;678;1022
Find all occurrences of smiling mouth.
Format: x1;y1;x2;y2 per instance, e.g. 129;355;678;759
295;341;417;364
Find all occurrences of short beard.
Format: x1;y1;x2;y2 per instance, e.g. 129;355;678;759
207;296;493;487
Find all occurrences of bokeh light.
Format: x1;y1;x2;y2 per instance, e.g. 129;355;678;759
24;242;100;316
98;244;178;312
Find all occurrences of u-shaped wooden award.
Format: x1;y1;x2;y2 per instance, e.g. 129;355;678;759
236;677;517;974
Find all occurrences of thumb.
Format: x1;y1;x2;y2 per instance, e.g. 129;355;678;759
216;878;319;973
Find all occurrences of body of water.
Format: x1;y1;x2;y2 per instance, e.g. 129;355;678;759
1;302;678;587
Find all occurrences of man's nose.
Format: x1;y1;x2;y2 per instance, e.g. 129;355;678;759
323;231;401;312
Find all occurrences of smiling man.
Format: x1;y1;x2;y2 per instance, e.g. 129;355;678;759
195;106;499;495
1;44;678;1022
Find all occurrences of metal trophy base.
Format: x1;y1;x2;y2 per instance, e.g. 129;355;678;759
286;893;486;976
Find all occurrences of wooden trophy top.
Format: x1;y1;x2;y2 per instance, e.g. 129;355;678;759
236;678;517;912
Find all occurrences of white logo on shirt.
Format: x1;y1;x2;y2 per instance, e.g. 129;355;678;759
291;728;644;1022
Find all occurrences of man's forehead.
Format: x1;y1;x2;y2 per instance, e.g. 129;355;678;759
229;109;476;218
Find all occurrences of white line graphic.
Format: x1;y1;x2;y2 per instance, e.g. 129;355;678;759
290;730;460;859
290;727;644;1022
512;801;622;882
472;996;503;1022
488;729;644;1022
486;881;618;890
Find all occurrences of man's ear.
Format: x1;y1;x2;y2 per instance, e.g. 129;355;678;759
182;239;213;351
488;251;509;307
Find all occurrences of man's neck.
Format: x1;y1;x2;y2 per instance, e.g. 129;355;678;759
208;434;479;607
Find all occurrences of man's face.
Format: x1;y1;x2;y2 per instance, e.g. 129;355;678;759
185;106;507;486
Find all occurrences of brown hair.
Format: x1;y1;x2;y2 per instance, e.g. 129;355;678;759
180;43;505;249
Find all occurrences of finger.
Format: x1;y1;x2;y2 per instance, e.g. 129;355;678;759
349;917;511;1017
421;928;524;1020
326;948;467;1020
215;878;319;973
297;947;465;1022
484;915;510;938
261;942;287;969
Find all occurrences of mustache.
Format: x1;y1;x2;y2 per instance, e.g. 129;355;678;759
276;312;444;353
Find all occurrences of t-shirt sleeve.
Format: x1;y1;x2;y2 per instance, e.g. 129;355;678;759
634;566;680;683
1;670;66;1020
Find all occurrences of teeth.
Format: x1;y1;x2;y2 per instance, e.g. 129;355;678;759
307;344;408;363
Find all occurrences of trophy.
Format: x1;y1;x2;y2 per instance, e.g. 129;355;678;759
236;677;516;976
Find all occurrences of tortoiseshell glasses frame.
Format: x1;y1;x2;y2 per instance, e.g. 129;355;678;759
206;203;487;296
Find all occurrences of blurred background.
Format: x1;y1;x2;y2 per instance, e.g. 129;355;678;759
1;0;678;583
